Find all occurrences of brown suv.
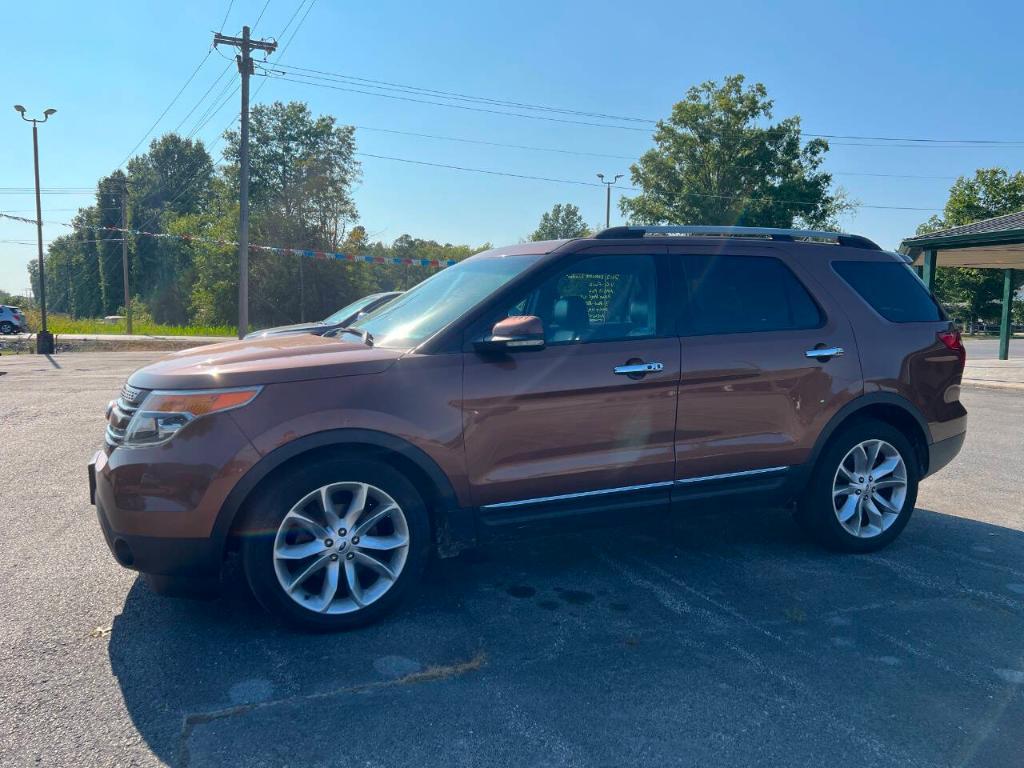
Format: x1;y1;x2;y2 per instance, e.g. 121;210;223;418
89;225;967;630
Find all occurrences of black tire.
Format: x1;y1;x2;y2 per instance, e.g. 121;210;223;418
0;321;13;335
240;456;431;631
796;418;919;553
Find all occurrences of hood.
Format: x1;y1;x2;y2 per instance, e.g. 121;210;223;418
244;321;327;339
128;333;403;390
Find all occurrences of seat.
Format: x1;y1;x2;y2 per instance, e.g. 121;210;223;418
549;296;590;342
628;298;653;336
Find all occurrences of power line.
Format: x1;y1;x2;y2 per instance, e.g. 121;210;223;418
270;62;654;124
253;0;272;31
348;124;964;179
353;124;635;161
258;71;652;131
116;50;213;168
276;0;316;59
251;0;316;99
187;81;240;141
171;61;233;134
218;0;235;31
145;2;315;234
353;152;943;211
261;62;1024;147
0;190;95;196
272;0;312;55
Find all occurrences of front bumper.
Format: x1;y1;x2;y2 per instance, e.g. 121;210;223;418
88;411;261;579
92;484;221;576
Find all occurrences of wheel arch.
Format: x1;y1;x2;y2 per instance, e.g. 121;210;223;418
807;393;931;479
214;429;475;560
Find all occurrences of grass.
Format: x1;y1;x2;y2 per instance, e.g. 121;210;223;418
21;311;235;337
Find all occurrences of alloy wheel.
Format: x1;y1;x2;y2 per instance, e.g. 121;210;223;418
832;439;908;538
272;481;410;614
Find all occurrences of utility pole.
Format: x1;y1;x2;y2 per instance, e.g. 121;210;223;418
14;104;57;354
67;256;73;319
214;26;277;339
121;185;133;335
596;173;623;229
298;255;305;322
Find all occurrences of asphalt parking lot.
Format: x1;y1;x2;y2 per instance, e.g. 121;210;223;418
2;352;1023;767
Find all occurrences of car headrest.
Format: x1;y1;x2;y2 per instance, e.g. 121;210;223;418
553;295;590;330
629;299;649;326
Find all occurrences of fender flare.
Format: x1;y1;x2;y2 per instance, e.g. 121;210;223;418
210;428;465;553
803;392;931;479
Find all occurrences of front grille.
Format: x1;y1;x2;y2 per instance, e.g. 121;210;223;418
120;383;147;407
106;384;151;446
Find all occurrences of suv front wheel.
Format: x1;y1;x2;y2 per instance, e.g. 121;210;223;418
240;456;431;630
797;419;919;552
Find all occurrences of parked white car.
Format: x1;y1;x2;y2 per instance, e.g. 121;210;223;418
0;305;27;334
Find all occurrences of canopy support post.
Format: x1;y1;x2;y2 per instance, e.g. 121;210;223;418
923;249;937;292
999;269;1014;361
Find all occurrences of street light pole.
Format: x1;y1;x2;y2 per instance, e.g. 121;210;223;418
596;173;623;229
14;104;57;354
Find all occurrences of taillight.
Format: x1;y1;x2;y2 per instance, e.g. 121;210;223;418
937;329;966;364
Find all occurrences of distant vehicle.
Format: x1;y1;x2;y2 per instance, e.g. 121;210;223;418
0;305;27;334
244;292;401;340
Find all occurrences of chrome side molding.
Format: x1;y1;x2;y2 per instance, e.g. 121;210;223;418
480;466;790;509
675;465;789;485
480;481;674;510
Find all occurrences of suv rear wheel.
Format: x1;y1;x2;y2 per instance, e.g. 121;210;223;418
797;418;919;552
0;321;14;335
240;457;431;631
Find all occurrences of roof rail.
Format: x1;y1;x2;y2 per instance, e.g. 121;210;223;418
594;225;880;250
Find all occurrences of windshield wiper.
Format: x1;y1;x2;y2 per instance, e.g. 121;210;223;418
325;326;374;347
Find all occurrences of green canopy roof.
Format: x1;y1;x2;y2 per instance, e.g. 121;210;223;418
900;210;1024;268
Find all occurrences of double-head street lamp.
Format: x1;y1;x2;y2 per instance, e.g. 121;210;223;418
14;104;57;354
596;172;623;229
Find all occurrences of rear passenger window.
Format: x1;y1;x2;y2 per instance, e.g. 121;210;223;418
833;261;943;322
680;255;823;335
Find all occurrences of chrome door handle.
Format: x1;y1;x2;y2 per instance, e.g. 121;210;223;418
805;346;844;359
614;362;664;375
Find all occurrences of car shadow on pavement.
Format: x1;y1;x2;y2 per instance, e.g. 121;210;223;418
108;506;1024;768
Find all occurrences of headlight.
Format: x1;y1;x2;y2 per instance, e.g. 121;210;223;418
123;387;262;447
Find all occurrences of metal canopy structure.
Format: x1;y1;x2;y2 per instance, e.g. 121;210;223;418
900;210;1024;360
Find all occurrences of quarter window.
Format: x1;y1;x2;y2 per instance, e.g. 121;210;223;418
679;254;823;335
833;260;944;322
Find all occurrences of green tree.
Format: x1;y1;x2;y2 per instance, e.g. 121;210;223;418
126;134;215;321
221;102;362;326
95;171;128;315
917;168;1024;324
621;74;850;228
182;194;241;328
530;203;590;240
67;209;104;318
224;101;360;250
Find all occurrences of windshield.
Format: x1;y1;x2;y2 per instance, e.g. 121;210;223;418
322;293;389;325
350;254;540;348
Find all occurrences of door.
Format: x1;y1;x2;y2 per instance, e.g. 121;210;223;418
670;248;862;485
462;248;680;519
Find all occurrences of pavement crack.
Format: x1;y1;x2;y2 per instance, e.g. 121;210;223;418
175;650;486;767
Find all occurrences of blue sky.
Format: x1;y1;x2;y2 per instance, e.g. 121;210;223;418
2;0;1023;293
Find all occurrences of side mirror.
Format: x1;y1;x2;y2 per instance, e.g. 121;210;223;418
474;315;545;353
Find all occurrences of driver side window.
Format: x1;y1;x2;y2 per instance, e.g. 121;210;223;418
508;254;660;344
